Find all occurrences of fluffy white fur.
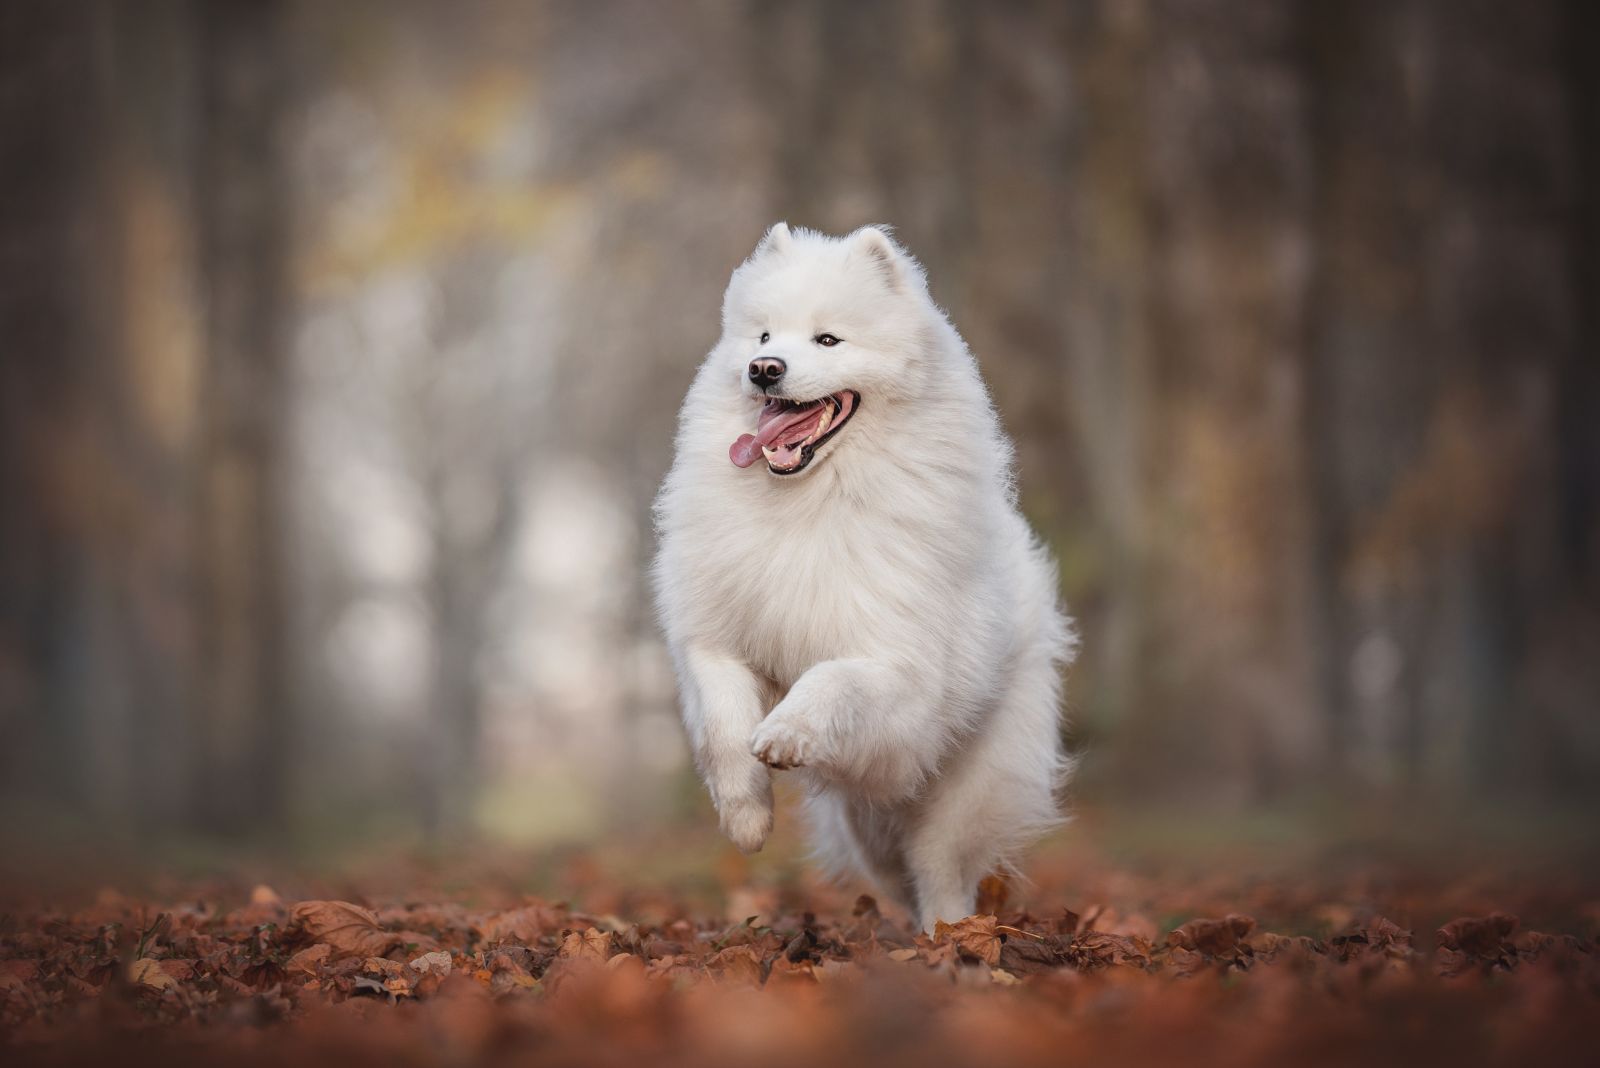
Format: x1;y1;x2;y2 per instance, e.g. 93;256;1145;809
652;223;1075;930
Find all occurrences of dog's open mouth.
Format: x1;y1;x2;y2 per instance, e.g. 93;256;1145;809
729;391;859;474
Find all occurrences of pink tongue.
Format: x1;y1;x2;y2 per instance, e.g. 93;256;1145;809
729;434;762;468
729;401;826;469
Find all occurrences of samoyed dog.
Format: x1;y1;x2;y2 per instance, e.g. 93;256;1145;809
652;223;1074;930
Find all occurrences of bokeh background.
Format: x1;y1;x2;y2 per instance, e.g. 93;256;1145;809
1;0;1596;867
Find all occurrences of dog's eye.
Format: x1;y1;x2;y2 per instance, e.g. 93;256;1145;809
814;333;841;347
759;331;770;344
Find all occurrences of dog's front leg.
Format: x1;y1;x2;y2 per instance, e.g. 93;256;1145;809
750;658;938;801
680;643;774;853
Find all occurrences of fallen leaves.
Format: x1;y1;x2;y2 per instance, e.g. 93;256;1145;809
473;903;565;945
934;914;1002;966
557;927;614;963
0;874;1594;1068
410;950;453;977
290;901;398;959
1167;913;1256;955
128;957;178;991
287;943;331;977
1433;912;1556;977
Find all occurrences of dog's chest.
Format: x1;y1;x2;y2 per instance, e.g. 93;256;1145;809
684;490;923;684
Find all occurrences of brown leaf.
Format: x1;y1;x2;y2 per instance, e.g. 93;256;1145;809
1167;915;1256;956
1072;931;1153;968
1167;945;1209;977
286;943;331;977
976;874;1011;916
999;934;1062;975
157;959;197;982
934;915;1002;966
557;927;613;963
128;957;177;991
709;944;765;985
765;956;817;985
1435;946;1473;979
0;960;40;989
290;901;399;959
473;903;566;944
409;950;454;977
1251;932;1322;964
487;951;539;996
1084;906;1160;942
1437;913;1518;956
362;956;406;978
1366;916;1413;948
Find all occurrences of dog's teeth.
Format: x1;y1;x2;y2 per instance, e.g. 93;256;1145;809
815;406;832;437
761;445;778;462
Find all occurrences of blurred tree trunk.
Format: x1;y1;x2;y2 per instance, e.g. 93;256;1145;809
1050;2;1155;754
0;0;211;832
1299;0;1586;795
0;0;116;818
1120;2;1320;801
191;0;290;833
420;465;518;841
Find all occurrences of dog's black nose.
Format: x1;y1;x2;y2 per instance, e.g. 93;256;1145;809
748;357;786;389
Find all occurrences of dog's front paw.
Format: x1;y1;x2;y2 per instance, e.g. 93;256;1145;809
718;792;773;854
750;709;822;771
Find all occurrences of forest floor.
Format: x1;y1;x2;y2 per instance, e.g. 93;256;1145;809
2;802;1597;1067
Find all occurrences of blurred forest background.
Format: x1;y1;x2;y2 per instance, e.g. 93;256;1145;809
1;0;1596;858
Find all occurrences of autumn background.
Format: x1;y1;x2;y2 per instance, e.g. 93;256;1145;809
2;2;1598;1063
1;0;1597;898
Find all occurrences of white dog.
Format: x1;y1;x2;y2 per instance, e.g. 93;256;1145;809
652;224;1074;930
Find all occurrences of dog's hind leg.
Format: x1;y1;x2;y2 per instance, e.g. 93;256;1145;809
904;804;985;931
904;661;1067;931
803;790;919;920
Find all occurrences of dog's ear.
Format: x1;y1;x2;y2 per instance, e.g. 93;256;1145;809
851;225;908;290
755;221;793;257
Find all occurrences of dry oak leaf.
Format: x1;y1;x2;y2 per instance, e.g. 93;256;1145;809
286;943;331;977
1081;906;1159;942
1072;931;1153;968
557;927;614;963
156;959;196;982
128;958;177;992
486;951;538;996
1167;915;1256;956
999;933;1062;975
362;956;407;979
291;901;399;959
474;904;566;944
976;874;1011;916
409;950;454;976
935;915;1003;967
709;944;766;985
0;960;40;989
1437;913;1519;957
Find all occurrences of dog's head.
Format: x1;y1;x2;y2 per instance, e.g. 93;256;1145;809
717;224;934;478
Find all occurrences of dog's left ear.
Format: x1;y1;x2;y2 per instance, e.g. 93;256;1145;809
851;226;907;290
756;221;794;257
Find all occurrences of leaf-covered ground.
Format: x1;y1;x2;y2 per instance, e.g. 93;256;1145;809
2;810;1596;1066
